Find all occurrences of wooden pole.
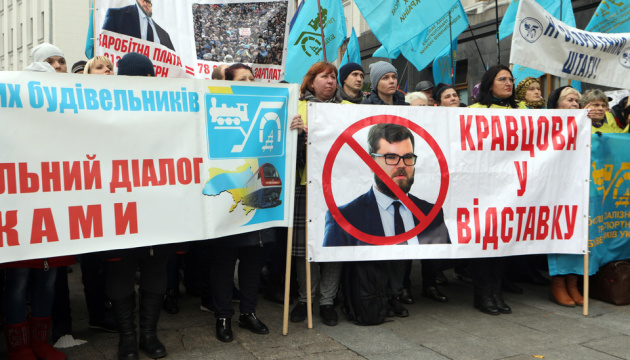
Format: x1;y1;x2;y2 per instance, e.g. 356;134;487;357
583;251;589;316
316;0;327;62
282;228;294;335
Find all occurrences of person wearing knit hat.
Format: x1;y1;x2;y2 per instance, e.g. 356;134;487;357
515;77;545;109
71;61;87;74
362;61;407;105
547;86;579;110
117;52;155;77
336;62;364;104
31;43;67;73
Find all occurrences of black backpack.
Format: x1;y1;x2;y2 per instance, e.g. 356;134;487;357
342;261;389;325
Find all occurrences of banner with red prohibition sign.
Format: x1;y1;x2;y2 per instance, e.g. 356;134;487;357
307;103;591;262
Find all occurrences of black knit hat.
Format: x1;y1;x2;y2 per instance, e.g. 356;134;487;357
338;62;364;85
547;85;571;109
117;52;155;77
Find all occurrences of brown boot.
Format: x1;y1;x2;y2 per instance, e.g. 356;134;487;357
550;275;575;307
3;322;37;360
566;274;584;306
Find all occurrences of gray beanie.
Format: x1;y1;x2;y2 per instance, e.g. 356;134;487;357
369;61;397;91
31;43;64;63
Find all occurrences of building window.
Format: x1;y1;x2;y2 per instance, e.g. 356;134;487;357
38;11;44;40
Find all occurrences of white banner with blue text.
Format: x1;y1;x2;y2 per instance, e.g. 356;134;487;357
0;72;298;263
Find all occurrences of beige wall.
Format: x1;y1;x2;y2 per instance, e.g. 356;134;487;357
0;0;90;71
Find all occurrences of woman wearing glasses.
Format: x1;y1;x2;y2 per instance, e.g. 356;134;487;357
470;65;527;110
467;65;526;316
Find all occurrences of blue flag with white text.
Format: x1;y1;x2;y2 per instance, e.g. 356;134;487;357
284;0;347;83
355;0;458;54
432;39;457;86
585;0;630;33
499;0;575;40
338;28;361;83
374;2;468;73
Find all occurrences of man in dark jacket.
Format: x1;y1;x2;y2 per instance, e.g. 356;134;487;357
103;0;175;52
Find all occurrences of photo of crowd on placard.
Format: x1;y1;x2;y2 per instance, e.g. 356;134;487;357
193;2;287;65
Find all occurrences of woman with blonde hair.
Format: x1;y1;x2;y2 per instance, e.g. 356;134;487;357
84;56;114;75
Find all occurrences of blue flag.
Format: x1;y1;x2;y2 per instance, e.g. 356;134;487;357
375;2;468;73
511;65;544;86
549;134;630;276
499;0;574;40
586;0;630;33
338;28;361;84
432;39;457;86
85;3;95;59
284;0;347;84
355;0;458;54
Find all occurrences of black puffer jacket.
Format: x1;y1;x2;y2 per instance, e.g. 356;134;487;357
361;89;408;105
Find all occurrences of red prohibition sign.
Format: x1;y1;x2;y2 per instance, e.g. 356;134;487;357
322;115;449;245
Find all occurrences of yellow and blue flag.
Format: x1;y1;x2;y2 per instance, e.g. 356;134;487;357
432;39;458;86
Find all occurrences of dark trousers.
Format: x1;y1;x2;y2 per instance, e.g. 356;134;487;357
52;267;72;339
106;252;170;301
4;267;57;324
402;259;443;289
385;260;404;298
468;257;504;297
81;253;110;321
209;245;264;319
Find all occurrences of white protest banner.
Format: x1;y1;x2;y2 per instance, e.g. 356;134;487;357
307;104;590;262
95;0;290;82
510;0;630;89
0;72;298;263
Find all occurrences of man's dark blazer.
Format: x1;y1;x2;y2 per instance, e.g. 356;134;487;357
102;4;175;52
323;187;450;246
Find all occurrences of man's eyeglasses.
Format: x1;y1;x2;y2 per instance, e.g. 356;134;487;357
372;153;417;166
496;76;515;83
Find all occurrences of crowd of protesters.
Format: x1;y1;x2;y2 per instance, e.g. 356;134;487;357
2;40;630;360
192;3;286;65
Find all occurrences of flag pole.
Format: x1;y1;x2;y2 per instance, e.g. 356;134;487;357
449;9;454;86
495;0;500;65
316;0;327;62
467;25;487;71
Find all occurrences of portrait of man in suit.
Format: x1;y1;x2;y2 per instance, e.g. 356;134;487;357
102;0;176;52
323;123;450;246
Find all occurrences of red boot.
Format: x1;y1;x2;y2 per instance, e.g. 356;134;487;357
29;317;67;360
3;322;37;360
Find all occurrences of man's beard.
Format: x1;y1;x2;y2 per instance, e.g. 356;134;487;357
374;169;414;199
137;1;152;17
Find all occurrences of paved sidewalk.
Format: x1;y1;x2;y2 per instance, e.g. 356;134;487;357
2;265;630;359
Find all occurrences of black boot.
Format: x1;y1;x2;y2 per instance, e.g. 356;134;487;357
111;294;139;360
139;291;167;359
